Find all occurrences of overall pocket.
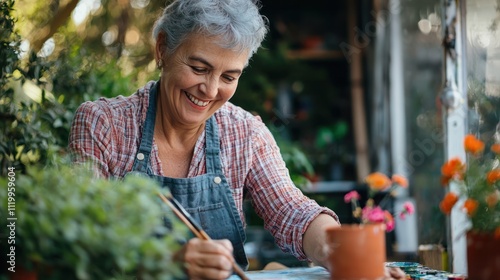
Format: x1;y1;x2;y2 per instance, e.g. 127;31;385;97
185;202;233;240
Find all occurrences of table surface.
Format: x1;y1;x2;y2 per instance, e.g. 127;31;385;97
228;266;330;280
227;264;457;280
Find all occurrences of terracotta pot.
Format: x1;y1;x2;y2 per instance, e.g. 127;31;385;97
9;266;37;280
326;223;386;280
467;230;500;280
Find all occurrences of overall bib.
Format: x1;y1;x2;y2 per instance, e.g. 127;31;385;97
129;82;249;270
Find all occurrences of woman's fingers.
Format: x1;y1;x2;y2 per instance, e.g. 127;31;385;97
215;239;234;252
389;267;406;279
383;267;406;280
182;238;235;280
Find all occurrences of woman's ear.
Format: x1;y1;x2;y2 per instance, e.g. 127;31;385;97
155;32;167;62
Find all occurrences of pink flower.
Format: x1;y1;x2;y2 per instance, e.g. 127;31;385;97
399;202;415;220
385;221;395;232
344;190;360;203
362;206;385;223
404;202;415;214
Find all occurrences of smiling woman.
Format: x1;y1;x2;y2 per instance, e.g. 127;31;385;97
68;0;341;279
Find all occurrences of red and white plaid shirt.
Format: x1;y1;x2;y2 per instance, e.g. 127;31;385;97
69;81;338;260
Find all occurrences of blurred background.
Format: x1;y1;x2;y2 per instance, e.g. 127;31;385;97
1;0;499;272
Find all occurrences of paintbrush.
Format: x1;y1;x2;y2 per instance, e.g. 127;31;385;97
157;192;249;280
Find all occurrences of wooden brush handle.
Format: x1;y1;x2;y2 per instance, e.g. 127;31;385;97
157;192;249;280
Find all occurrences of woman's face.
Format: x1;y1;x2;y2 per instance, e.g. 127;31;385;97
158;33;249;127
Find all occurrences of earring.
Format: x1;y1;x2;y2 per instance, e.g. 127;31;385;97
156;59;163;69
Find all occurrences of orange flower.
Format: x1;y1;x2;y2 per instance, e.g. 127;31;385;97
463;199;479;216
486;169;500;185
391;174;408;188
485;191;499;208
365;172;392;190
464;134;485;155
439;192;459;215
492;144;500;155
440;157;465;185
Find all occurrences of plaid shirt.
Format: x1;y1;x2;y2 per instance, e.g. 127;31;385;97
69;81;338;260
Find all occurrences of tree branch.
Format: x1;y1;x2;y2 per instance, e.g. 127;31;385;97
31;0;80;52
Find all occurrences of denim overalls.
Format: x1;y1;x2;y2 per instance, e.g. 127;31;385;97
129;82;248;270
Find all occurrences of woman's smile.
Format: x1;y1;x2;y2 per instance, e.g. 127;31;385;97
184;90;210;108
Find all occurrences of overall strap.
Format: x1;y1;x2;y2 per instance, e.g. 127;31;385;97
131;81;158;173
204;116;220;174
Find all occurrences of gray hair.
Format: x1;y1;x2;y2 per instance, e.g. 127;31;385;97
152;0;268;59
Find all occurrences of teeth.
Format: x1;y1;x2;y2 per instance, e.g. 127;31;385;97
185;92;209;107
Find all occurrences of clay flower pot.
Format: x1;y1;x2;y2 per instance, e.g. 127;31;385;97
326;223;386;280
467;230;500;280
9;266;37;280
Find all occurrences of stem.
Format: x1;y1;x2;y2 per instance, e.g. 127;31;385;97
351;200;361;223
377;185;395;209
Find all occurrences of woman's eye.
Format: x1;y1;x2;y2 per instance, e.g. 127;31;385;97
191;66;206;73
223;75;235;82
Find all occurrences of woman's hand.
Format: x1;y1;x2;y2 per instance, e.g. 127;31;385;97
174;238;235;280
383;266;406;280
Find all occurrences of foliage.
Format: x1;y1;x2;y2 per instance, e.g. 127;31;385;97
234;44;293;118
0;0;18;89
344;173;414;232
12;0;169;66
0;0;66;175
0;66;71;175
0;0;52;175
235;43;338;124
439;134;500;236
0;163;187;280
269;125;315;190
0;1;146;176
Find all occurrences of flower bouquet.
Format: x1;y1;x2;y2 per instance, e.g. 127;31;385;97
344;172;415;232
439;134;500;236
438;134;500;279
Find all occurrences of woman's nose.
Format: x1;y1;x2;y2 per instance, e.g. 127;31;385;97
200;76;219;98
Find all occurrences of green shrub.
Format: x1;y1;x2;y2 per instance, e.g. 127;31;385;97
0;163;187;280
0;0;18;89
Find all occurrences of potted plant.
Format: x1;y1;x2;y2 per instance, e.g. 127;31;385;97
439;134;500;280
0;163;187;280
325;172;414;279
